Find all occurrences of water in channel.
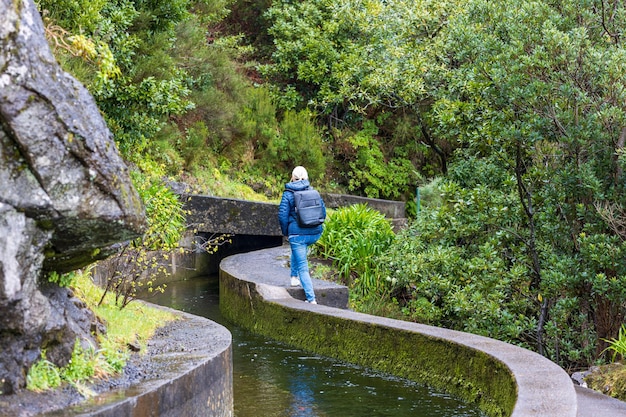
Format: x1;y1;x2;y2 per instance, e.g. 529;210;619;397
147;275;487;417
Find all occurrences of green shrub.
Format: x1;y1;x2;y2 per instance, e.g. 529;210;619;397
605;324;626;362
234;86;279;168
346;120;417;200
264;109;327;178
97;164;187;309
36;0;108;33
61;340;96;384
313;204;395;296
27;340;109;396
148;122;186;174
376;177;537;345
47;271;77;288
131;167;187;251
178;121;211;171
26;351;62;392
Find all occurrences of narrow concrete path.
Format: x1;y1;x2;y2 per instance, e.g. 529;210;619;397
576;385;626;417
228;243;349;308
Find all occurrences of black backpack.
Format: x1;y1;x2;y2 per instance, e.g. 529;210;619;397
288;187;325;227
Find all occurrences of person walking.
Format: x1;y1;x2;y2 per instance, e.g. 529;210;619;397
278;166;326;304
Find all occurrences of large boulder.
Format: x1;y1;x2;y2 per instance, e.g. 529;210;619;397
0;0;146;394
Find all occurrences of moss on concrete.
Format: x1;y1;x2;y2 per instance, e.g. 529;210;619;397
220;270;517;417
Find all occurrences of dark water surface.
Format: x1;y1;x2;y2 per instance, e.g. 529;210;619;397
148;276;486;417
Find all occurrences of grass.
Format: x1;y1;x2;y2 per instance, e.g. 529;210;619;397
183;165;278;203
27;268;177;394
75;271;176;352
604;324;626;362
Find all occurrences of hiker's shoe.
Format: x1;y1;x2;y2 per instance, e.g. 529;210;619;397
290;277;300;287
305;300;317;304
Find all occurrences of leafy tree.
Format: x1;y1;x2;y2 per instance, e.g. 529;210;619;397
263;0;449;113
38;0;197;157
378;168;537;343
262;0;455;192
421;0;626;365
264;109;327;178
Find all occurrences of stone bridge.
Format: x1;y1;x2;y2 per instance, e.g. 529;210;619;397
166;193;407;276
183;193;407;236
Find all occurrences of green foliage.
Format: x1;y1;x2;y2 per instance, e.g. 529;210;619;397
61;340;96;384
58;338;131;397
101;73;194;157
98;337;130;374
38;0;195;158
376;176;538;345
263;0;445;112
345;120;418;200
156;13;267;179
133;0;192;33
130;167;186;251
415;177;444;212
313;204;395;296
27;269;173;394
192;0;234;25
26;351;62;392
179;122;211;170
604;325;626;362
263;0;446;190
369;155;626;367
422;0;626;366
233;86;279;167
36;0;108;33
264;109;327;177
27;340;110;397
47;271;77;288
96;166;186;309
549;232;626;365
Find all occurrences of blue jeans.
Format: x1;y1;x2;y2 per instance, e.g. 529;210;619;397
289;234;320;302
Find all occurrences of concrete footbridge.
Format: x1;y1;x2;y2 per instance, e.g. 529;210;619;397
183;193;408;237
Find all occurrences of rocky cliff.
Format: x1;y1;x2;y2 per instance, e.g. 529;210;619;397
0;0;146;394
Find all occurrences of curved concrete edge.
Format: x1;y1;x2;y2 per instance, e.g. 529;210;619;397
50;304;233;417
219;247;577;417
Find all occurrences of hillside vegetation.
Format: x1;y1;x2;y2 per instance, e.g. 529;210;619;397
36;0;626;378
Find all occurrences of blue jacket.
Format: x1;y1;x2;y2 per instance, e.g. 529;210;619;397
278;179;326;236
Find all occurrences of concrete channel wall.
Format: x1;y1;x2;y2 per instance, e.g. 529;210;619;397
219;246;578;417
55;306;234;417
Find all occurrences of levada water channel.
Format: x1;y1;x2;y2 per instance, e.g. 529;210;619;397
146;275;487;417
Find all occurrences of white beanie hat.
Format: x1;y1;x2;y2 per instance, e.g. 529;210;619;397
291;166;308;181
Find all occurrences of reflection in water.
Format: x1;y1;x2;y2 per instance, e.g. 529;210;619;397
146;276;486;417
